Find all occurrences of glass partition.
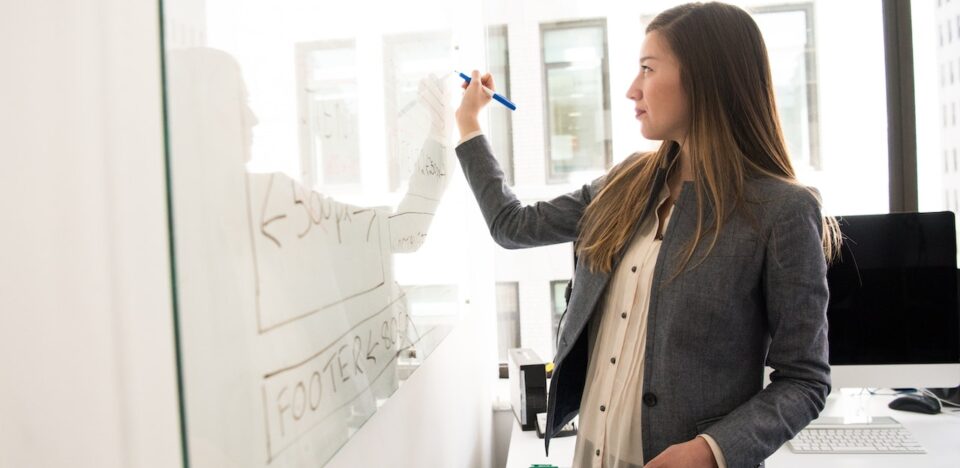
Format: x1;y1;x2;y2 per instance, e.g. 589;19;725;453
161;0;485;465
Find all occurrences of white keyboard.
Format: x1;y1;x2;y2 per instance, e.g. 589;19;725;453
788;417;926;454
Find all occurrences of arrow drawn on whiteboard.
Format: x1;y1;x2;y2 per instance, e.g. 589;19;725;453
260;173;286;248
366;329;379;365
261;214;286;248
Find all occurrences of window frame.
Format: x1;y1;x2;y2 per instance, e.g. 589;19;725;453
539;18;613;184
750;2;823;171
884;0;918;212
486;24;516;185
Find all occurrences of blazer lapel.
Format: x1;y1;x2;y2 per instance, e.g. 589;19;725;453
610;146;677;272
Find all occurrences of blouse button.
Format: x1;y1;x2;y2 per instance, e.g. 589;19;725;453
596;449;601;457
621;312;627;319
600;405;606;412
610;357;617;364
631;265;637;273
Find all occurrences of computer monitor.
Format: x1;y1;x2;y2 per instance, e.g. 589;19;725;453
826;211;960;389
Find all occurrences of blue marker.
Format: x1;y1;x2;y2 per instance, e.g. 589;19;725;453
457;71;517;111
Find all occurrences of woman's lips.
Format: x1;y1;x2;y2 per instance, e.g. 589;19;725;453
636;110;647;119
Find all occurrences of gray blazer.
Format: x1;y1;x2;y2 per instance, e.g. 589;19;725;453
456;135;831;468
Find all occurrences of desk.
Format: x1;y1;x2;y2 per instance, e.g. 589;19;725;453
505;418;575;468
506;392;960;468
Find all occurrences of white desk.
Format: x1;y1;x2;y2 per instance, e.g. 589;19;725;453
506;392;960;468
505;418;575;468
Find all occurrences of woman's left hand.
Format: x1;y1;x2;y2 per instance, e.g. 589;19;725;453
644;437;718;468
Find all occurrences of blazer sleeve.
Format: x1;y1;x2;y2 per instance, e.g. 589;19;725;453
455;134;603;249
702;188;832;468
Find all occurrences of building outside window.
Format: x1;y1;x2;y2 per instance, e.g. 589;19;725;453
917;0;960;263
541;19;612;184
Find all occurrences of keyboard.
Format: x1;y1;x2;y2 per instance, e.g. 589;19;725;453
788;417;926;454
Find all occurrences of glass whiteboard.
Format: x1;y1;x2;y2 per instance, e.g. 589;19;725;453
161;0;482;465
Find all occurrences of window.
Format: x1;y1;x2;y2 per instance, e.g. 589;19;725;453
550;279;570;355
487;25;515;185
495;282;521;364
635;2;890;215
541;19;612;183
296;40;360;188
753;4;821;170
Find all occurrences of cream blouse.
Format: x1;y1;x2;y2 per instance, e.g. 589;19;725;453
571;185;726;468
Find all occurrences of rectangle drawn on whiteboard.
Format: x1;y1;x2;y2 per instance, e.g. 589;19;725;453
260;295;412;462
248;172;387;333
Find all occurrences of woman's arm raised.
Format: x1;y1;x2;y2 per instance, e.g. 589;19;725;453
456;135;602;249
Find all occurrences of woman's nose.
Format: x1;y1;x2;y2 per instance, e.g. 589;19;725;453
626;76;642;100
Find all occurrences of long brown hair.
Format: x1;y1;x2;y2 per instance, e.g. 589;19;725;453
577;2;841;274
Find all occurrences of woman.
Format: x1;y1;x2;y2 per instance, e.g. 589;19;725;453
455;2;840;467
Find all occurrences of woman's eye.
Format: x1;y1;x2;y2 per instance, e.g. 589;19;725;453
640;65;653;74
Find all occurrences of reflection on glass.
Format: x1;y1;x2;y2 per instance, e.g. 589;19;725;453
162;0;465;461
542;20;612;183
166;46;456;465
296;41;360;187
399;284;459;377
495;282;521;363
384;31;454;191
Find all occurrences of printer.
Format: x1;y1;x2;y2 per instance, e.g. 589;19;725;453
507;348;547;431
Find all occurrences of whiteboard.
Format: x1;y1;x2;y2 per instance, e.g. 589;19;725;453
162;1;479;464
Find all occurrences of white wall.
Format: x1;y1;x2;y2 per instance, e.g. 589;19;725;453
0;0;181;467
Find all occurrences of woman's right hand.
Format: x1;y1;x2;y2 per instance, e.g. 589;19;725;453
455;69;493;139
